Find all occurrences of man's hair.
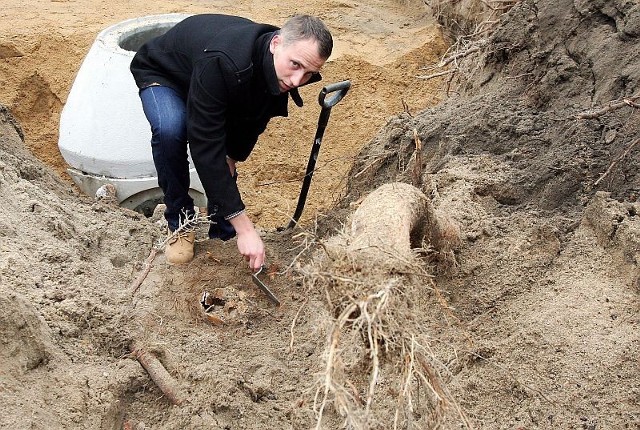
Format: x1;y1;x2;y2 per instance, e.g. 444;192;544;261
280;15;333;60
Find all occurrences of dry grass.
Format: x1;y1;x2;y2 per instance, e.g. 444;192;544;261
418;0;520;92
424;0;519;37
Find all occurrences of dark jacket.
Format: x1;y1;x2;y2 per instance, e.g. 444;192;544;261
130;14;321;219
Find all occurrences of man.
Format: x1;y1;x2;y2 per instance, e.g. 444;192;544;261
130;14;333;269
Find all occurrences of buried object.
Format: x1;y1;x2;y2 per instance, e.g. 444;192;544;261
286;80;351;229
200;289;228;326
199;266;279;327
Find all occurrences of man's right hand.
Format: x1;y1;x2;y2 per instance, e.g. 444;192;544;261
228;212;265;271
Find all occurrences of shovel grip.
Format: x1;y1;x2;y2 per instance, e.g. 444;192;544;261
318;80;351;109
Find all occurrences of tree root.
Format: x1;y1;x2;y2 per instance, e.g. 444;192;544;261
130;341;186;406
306;182;469;429
594;138;639;187
129;248;158;295
129;210;210;295
576;93;640;119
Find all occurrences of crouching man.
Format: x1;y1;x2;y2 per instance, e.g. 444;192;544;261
130;14;333;269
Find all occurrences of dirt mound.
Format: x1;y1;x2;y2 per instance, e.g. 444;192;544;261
336;0;640;427
0;106;161;428
349;0;640;208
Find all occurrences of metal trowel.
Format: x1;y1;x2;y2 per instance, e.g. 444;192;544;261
251;265;280;306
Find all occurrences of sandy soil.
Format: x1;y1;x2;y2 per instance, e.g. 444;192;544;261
1;0;639;429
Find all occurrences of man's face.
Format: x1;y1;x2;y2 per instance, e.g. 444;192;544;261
270;34;326;93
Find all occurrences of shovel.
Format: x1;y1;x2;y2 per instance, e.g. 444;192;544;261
286;80;351;229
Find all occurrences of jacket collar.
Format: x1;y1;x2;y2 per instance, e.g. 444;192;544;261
290;72;322;106
256;32;281;96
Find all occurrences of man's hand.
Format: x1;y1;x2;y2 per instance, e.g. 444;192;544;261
228;212;265;271
225;157;264;270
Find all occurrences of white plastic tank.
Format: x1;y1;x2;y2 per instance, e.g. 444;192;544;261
58;14;205;213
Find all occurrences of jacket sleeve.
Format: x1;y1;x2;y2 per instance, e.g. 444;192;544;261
186;56;245;219
225;113;270;162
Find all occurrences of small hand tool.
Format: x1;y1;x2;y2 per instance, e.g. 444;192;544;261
251;265;280;306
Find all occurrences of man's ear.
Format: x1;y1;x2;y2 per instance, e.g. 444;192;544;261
269;34;281;54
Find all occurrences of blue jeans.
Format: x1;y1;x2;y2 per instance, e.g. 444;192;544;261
139;85;236;240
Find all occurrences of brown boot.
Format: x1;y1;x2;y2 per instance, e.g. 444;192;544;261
165;229;195;265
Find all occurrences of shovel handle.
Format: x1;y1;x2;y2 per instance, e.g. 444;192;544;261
318;80;351;109
285;80;351;230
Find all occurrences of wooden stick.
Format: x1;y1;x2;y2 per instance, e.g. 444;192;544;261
411;129;423;187
130;341;186;406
